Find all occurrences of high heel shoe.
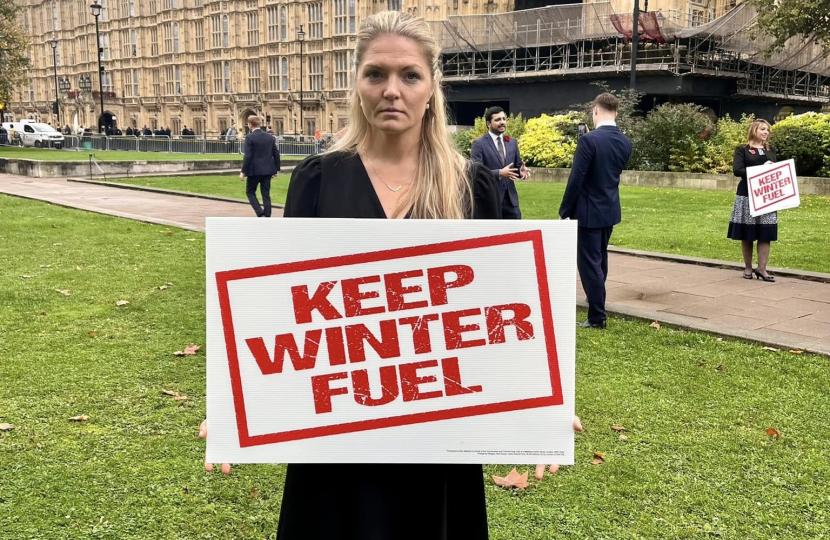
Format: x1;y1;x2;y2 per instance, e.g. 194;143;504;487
742;271;753;279
753;269;775;282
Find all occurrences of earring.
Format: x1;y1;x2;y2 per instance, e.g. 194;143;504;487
426;103;430;110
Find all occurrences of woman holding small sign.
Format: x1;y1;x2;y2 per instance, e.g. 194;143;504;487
201;10;582;540
729;119;777;282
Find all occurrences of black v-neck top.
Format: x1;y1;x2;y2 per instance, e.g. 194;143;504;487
733;145;777;197
284;151;502;219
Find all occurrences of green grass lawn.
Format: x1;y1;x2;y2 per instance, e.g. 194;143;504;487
1;195;828;539
103;174;830;274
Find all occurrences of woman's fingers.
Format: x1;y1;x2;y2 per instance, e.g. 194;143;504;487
199;419;208;439
534;464;546;480
221;463;231;475
574;416;584;432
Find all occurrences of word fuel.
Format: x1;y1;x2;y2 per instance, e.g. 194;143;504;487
753;169;793;204
244;265;535;414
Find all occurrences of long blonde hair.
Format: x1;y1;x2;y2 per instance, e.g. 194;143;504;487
746;119;771;151
329;11;472;219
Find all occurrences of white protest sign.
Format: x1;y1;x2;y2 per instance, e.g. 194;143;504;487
747;159;800;217
206;219;576;464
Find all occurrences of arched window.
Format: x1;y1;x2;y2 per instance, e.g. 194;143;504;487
173;23;179;53
223;15;229;48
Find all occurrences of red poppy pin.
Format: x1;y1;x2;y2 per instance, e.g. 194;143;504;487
749;149;756;154
504;135;510;142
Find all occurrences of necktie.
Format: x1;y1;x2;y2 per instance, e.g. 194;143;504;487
497;136;506;164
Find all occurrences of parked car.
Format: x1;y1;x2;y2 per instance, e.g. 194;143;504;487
14;122;65;149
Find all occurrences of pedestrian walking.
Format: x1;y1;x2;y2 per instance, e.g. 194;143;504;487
559;93;632;329
240;115;281;218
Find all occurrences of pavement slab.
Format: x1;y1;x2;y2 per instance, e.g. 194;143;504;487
3;171;829;356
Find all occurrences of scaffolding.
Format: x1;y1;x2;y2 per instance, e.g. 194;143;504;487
431;2;830;103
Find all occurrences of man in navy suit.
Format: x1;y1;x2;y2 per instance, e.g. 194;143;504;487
470;107;530;219
240;115;281;217
559;93;632;329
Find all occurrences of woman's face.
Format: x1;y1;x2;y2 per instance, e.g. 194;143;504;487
757;123;770;141
357;35;433;136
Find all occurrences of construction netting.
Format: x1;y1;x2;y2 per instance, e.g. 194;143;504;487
429;1;830;76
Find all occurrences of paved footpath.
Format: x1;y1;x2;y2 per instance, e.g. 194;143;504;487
2;173;828;355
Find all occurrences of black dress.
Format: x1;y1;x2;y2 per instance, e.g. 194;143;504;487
277;151;501;540
727;145;778;242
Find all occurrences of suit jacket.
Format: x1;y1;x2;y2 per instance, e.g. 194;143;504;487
471;133;522;218
242;129;281;177
559;125;632;228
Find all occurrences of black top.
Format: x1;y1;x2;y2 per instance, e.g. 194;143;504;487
277;151;499;540
733;145;777;196
285;151;501;219
558;125;633;228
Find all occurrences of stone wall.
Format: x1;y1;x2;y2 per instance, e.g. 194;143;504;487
0;158;303;178
527;168;830;196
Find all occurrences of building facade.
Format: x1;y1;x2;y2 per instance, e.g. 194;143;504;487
9;0;512;135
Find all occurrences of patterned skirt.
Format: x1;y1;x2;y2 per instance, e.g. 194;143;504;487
727;195;778;242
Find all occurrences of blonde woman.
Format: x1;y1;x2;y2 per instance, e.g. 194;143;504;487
729;119;777;282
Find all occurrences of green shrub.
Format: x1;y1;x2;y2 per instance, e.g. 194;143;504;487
702;114;755;174
451;128;475;158
518;113;580;168
451;112;527;157
633;103;712;172
770;112;830;176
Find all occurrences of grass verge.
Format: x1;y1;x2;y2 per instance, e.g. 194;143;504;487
1;195;828;539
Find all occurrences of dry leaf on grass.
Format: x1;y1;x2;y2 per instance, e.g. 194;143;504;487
696;361;707;367
69;415;89;422
39;264;52;268
39;312;47;316
87;332;96;338
762;346;779;352
492;468;530;490
611;426;626;432
162;390;189;402
174;344;201;356
649;321;661;330
591;458;604;465
186;238;196;242
715;365;726;371
166;282;173;286
115;300;129;306
789;350;804;355
55;290;71;296
53;242;63;246
21;275;33;279
166;231;173;236
0;423;14;431
716;338;724;342
619;434;629;441
766;428;782;440
591;452;606;465
157;285;168;290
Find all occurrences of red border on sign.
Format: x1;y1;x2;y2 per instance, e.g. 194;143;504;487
215;231;563;448
749;161;797;212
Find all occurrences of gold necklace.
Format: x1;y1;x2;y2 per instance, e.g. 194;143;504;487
365;154;415;193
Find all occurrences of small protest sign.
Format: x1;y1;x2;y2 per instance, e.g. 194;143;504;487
206;219;576;464
747;159;800;217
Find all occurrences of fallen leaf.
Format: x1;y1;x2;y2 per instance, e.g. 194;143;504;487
591;458;604;465
649;321;661;330
696;361;707;367
766;427;782;439
715;365;726;371
55;289;71;296
115;300;129;306
619;434;629;441
21;275;33;279
166;282;173;286
39;311;47;316
593;452;606;460
762;346;779;352
250;488;258;498
87;332;96;338
75;266;82;271
162;390;189;401
157;285;168;290
39;264;52;268
0;423;14;431
52;224;58;228
611;426;626;432
548;464;560;474
174;344;201;356
53;242;63;246
186;238;196;242
716;338;724;342
173;394;189;402
789;350;804;355
492;468;530;490
166;231;173;236
69;415;89;422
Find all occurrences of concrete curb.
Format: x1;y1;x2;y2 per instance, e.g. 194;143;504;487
580;299;830;356
608;246;830;284
66;177;287;209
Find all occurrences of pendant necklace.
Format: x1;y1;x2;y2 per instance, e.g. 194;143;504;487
365;154;415;192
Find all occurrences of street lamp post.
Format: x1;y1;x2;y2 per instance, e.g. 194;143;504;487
329;113;333;136
630;0;640;89
297;25;305;138
49;39;60;125
293;113;297;135
90;1;105;132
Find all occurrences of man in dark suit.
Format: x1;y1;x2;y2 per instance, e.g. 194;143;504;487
470;106;530;219
240;115;281;217
559;93;632;329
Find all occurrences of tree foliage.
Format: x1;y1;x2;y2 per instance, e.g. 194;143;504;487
518;113;580;168
0;0;30;110
570;81;645;137
629;103;712;172
752;0;830;52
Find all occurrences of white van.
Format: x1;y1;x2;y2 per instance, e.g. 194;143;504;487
1;122;65;149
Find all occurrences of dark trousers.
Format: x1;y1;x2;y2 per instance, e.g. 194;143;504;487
246;175;272;217
577;225;613;324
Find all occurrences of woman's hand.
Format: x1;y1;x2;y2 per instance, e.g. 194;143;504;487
199;419;232;475
534;416;583;480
